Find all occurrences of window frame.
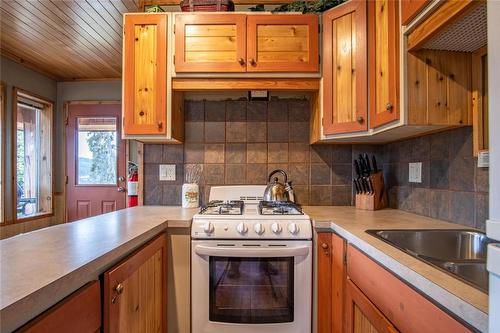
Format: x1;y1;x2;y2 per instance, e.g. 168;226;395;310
12;87;55;223
0;83;5;224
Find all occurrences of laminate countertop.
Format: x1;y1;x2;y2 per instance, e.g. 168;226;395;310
302;206;488;332
0;206;197;333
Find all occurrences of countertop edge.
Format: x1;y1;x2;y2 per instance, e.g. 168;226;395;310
314;220;488;332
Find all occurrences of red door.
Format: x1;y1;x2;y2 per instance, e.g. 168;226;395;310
66;103;126;222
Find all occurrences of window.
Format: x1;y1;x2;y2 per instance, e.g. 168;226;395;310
77;117;118;185
0;84;4;223
14;89;53;220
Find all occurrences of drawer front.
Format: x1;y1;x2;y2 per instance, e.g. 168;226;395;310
347;245;473;333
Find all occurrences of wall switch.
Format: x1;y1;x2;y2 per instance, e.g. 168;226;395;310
409;162;422;183
159;164;176;181
477;150;489;168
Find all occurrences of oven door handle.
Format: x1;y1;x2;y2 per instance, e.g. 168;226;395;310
194;245;309;257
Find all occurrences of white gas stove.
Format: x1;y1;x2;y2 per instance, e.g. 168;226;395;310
191;185;312;240
191;185;312;333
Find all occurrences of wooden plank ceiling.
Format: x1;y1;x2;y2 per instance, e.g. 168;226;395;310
0;0;140;80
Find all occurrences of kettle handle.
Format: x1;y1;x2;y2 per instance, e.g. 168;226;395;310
268;169;288;183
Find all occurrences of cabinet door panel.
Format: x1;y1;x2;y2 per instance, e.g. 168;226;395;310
369;0;400;128
247;15;319;72
104;233;167;333
401;0;429;26
123;14;167;135
323;0;368;134
175;14;246;72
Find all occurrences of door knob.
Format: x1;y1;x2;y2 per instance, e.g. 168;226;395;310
117;187;126;192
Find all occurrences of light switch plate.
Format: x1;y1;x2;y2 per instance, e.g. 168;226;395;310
409;162;422;183
477;150;489;168
159;164;176;181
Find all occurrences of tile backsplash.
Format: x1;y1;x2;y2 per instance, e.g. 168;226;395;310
144;98;354;207
382;127;489;230
143;99;489;230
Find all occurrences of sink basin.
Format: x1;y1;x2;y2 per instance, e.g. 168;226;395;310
366;229;491;292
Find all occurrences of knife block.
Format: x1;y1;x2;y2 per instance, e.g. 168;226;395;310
355;171;388;211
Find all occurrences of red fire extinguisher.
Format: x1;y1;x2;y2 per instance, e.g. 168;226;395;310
128;171;138;207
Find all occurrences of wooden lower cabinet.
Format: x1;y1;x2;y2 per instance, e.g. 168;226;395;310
345;279;398;333
18;281;101;333
103;233;168;333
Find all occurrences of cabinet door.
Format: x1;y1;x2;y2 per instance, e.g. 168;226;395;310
18;281;101;333
123;14;167;135
323;0;368;135
246;14;319;72
345;279;398;333
104;233;168;333
401;0;429;26
175;14;247;72
317;233;346;333
369;0;400;128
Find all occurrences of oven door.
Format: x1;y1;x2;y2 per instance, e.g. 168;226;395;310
191;240;312;333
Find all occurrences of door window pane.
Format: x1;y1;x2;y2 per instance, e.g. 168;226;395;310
77;117;117;185
209;256;294;324
16;99;52;219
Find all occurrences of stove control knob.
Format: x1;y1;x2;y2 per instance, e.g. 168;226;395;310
203;222;214;234
287;223;300;235
236;222;248;235
271;222;282;234
254;223;265;235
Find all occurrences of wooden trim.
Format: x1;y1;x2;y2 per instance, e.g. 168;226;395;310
246;14;319;72
17;281;101;333
11;87;55;224
345;278;398;333
137;142;144;206
172;78;320;91
401;0;430;26
123;13;168;135
331;233;346;333
472;46;488;157
368;0;400;129
0;50;62;81
407;0;481;51
0;83;5;224
322;0;368;135
347;245;474;333
145;0;313;4
103;233;167;333
174;14;247;73
316;232;332;333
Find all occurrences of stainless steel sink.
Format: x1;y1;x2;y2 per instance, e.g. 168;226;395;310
366;229;491;292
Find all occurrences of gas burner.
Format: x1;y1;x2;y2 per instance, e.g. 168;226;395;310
259;201;303;215
200;200;244;215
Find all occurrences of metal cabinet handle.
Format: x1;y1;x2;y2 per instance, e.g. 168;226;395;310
237;57;245;65
386;103;394;112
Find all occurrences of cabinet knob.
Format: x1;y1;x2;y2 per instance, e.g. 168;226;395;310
250;58;257;66
321;243;330;256
158;121;163;129
357;116;364;123
237;58;245;65
321;243;328;250
115;283;124;295
139;110;145;117
385;103;393;112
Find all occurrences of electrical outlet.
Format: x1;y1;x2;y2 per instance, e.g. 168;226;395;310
409;162;422;183
477;150;489;168
159;164;176;181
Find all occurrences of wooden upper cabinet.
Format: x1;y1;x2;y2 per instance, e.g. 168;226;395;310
103;233;168;333
246;14;319;72
322;0;367;135
401;0;429;26
369;0;400;129
175;14;247;72
123;14;167;135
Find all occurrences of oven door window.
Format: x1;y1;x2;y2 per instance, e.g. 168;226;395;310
209;256;294;324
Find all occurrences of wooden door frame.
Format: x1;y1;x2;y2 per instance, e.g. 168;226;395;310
0;82;5;224
64;100;125;222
